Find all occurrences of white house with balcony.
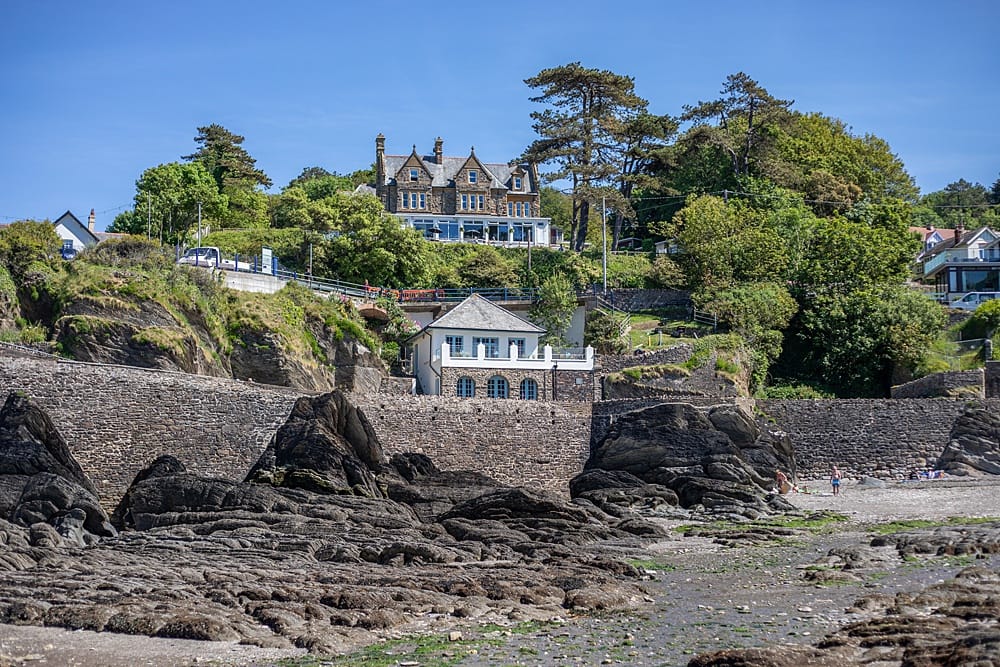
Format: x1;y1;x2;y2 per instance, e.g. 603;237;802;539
406;294;596;401
921;224;1000;300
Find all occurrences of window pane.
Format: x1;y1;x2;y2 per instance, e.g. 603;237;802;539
410;169;418;181
420;193;426;209
520;378;537;400
469;170;477;183
507;202;513;216
487;375;508;399
457;377;475;398
478;195;484;210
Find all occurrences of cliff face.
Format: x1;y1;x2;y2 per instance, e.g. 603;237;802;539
23;239;387;393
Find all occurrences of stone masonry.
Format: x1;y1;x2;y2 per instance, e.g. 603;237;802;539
5;350;1000;505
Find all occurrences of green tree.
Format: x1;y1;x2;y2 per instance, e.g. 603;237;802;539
695;282;797;390
970;299;1000;337
539;186;572;237
319;194;430;287
111;162;226;246
455;246;518;287
0;219;62;284
786;285;945;396
523;62;648;251
184;124;272;190
662;194;787;288
921;178;991;227
530;274;576;346
680;72;794;179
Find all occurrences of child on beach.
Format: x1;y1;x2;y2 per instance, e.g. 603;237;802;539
831;466;842;496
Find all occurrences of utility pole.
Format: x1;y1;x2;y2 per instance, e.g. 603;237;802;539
197;202;202;248
308;243;313;283
147;194;151;240
601;195;607;294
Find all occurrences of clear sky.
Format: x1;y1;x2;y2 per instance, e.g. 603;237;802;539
2;0;998;231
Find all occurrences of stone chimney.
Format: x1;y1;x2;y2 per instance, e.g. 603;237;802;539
375;134;386;191
88;208;95;233
434;137;443;164
955;221;965;245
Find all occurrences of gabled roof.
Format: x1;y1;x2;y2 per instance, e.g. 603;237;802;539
417;294;545;335
923;225;998;259
382;152;532;191
53;210;99;246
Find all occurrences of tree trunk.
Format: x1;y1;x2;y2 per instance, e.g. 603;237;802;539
575;200;590;252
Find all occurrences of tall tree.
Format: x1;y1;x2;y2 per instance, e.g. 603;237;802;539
530;274;577;346
522;63;648;251
681;72;794;179
184;124;272;191
606;111;678;246
110;162;226;246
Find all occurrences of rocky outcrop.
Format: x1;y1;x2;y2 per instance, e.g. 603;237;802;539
0;393;114;542
691;522;1000;666
936;405;1000;476
572;402;795;520
0;390;659;652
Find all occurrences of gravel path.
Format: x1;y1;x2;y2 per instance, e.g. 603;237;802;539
4;479;1000;667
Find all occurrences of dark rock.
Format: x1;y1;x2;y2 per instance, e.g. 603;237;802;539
937;405;1000;476
578;402;795;518
246;391;386;497
0;393;113;540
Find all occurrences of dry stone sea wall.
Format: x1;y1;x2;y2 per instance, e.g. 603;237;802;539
758;398;1000;481
890;369;984;398
0;352;303;506
355;395;592;492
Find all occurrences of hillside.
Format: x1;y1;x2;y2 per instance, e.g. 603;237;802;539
3;236;385;392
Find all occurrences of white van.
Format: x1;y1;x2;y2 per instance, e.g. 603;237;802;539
177;247;236;271
950;292;1000;311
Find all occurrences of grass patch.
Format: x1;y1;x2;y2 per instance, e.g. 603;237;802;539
867;516;1000;534
626;558;678;572
279;634;493;667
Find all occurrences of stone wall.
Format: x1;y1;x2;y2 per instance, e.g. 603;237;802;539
0;352;303;506
757;398;1000;481
987;362;1000;398
357;395;592;492
605;288;691;312
890;370;984;398
601;344;692;373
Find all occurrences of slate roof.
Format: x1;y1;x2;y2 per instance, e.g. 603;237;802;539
418;294;544;334
383;154;531;191
924;226;996;258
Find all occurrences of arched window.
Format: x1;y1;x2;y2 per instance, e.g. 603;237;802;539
519;378;538;400
456;376;475;398
487;375;509;399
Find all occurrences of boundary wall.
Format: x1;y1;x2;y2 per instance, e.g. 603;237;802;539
4;350;1000;505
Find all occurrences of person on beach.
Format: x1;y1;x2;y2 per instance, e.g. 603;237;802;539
775;470;791;495
831;466;842;495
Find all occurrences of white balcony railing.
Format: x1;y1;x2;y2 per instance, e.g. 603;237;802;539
438;342;594;371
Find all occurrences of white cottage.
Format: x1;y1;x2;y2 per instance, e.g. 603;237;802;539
407;294;595;401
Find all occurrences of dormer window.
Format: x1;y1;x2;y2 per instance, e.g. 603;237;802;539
409;168;419;182
514;176;522;190
468;170;478;184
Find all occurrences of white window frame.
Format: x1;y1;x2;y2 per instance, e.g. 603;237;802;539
468;170;478;184
514;176;522;190
409;168;419;182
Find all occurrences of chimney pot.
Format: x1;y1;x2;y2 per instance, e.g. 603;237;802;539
88;208;95;233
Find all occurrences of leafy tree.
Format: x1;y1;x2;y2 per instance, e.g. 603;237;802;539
523;62;648;251
647;254;686;288
695;282;797;390
530;274;576;346
0;220;62;284
539;186;572;237
661;194;787;288
921;178;991;227
184;124;272;190
970;299;1000;337
455;246;518;287
584;309;630;354
111;162;225;246
318;194;430;287
606;111;678;246
680;72;794;179
784;285;945;396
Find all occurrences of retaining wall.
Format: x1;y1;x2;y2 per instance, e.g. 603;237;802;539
758;398;1000;481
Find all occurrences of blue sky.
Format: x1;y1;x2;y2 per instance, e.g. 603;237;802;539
2;0;998;230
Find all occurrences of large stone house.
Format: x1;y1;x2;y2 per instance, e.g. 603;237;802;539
374;135;560;246
407;295;595;402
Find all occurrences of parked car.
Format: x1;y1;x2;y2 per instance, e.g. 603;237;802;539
950;292;1000;311
177;247;236;271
